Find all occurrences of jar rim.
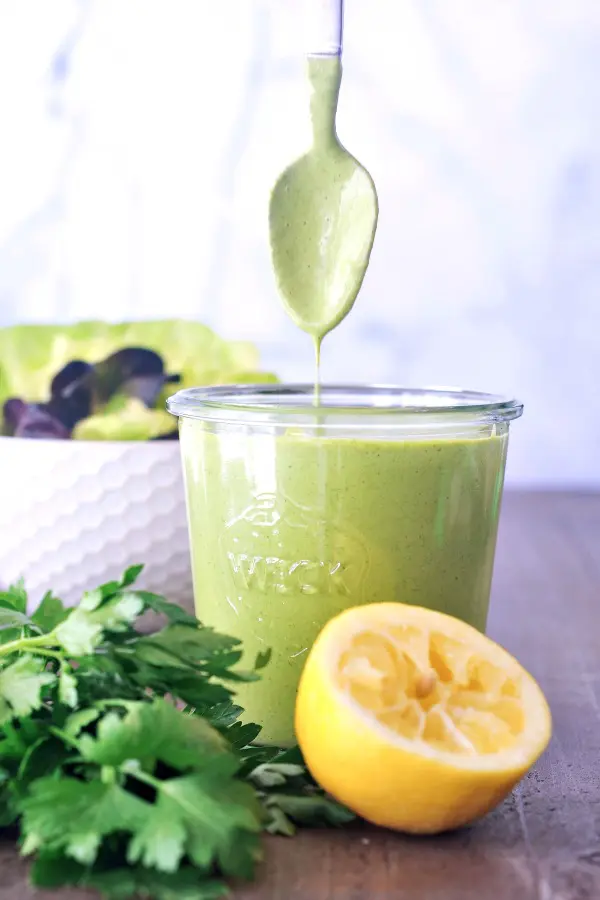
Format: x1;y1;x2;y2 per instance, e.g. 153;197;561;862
167;384;523;424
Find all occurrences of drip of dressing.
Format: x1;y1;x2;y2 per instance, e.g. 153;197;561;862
269;55;379;395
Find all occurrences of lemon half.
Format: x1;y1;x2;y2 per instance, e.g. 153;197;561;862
295;603;551;834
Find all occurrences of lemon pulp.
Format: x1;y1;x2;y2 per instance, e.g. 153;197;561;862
339;627;525;756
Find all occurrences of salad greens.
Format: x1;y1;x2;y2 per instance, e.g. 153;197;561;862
73;398;176;442
0;567;352;899
0;321;276;441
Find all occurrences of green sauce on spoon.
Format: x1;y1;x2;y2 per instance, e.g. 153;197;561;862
269;53;379;376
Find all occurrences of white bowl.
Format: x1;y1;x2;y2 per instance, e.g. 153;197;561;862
0;437;193;611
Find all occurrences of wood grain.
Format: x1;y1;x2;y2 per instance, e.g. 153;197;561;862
1;491;599;900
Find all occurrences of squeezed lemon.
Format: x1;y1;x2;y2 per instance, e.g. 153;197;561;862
295;603;551;833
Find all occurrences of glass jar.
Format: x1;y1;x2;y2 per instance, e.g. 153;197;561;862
167;385;523;746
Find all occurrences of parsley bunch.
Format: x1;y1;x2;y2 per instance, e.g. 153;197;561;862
0;567;352;899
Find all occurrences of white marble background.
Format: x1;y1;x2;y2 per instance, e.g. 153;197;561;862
0;0;598;487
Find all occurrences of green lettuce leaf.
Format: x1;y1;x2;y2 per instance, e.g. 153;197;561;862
0;320;277;441
0;320;276;408
73;398;176;441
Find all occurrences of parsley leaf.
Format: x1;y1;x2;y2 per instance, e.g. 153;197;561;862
54;591;144;655
58;665;78;708
0;604;34;642
78;699;228;770
0;656;55;722
134;624;244;673
0;578;28;613
21;778;148;863
127;767;262;878
0;566;353;898
132;590;199;626
31;590;69;632
121;564;145;588
250;746;355;834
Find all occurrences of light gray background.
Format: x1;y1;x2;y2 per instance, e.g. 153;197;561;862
0;0;598;487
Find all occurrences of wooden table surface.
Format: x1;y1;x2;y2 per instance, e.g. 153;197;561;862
1;491;599;900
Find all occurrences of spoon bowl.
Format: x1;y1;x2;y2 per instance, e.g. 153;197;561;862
269;53;378;347
270;146;378;341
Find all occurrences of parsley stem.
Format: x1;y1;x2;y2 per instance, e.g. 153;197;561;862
49;726;81;751
127;768;162;792
34;648;63;661
0;631;58;658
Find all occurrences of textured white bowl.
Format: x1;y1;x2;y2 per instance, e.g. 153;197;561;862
0;437;193;611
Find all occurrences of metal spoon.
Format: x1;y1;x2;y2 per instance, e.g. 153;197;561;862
269;0;379;362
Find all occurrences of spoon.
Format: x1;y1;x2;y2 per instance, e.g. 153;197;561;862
268;0;379;364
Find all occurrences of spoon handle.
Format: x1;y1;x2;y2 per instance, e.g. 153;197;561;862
305;0;344;57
